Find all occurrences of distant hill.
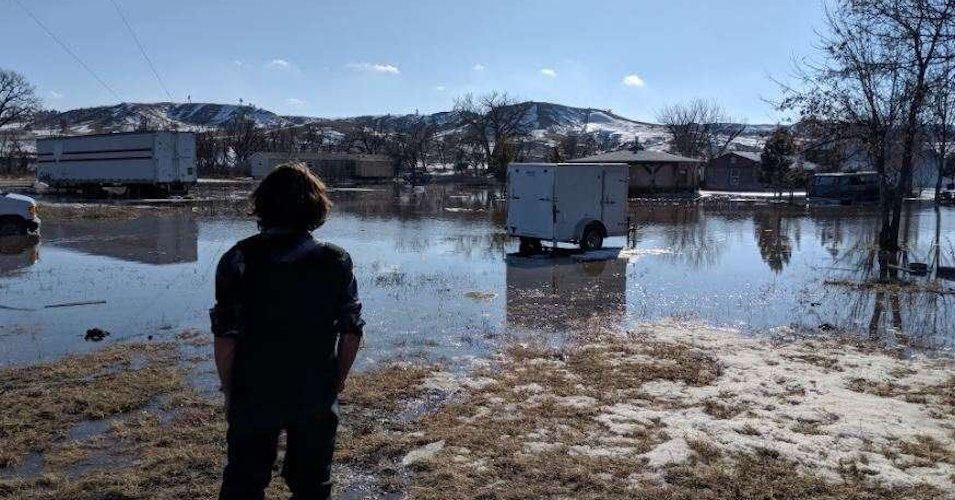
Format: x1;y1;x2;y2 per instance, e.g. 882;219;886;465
26;100;774;153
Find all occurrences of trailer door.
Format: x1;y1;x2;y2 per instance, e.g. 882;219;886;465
601;166;629;237
554;165;603;241
176;133;197;181
507;165;555;240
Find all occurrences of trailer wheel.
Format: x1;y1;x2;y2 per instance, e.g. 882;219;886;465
519;237;542;255
580;225;604;251
0;216;26;236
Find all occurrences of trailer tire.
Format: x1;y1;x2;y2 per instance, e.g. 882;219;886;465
0;216;27;236
519;237;542;255
580;224;605;251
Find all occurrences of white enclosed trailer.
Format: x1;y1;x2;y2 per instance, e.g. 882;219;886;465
506;163;629;252
36;131;197;196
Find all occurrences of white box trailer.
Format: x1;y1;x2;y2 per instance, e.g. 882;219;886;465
36;131;197;196
506;163;629;253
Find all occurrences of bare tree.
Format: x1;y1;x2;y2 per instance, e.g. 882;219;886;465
554;126;599;160
929;63;955;200
0;69;41;130
453;92;532;179
342;117;389;154
387;115;436;178
656;98;745;160
869;0;955;250
223;111;265;173
781;0;955;262
195;130;229;176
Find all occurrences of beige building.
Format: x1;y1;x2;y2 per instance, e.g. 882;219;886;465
569;150;703;194
249;151;393;180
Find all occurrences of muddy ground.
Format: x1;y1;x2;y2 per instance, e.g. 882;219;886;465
1;323;952;499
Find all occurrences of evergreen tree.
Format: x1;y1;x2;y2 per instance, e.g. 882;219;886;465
759;127;796;194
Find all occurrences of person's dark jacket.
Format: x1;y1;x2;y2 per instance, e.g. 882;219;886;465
210;229;364;413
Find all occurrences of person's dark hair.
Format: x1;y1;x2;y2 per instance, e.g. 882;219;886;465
251;162;332;231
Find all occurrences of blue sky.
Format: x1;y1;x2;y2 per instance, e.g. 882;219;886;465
3;0;825;123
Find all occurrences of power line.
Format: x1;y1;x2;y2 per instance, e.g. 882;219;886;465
10;0;122;102
108;0;174;101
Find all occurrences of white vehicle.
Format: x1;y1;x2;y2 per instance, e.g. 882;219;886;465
36;131;197;197
506;163;629;253
0;192;41;236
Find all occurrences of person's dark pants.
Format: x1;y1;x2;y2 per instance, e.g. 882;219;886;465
219;402;339;500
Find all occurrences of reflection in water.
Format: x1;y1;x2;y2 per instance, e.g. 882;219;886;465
820;204;955;345
0;234;40;274
630;204;726;269
1;184;953;366
505;255;627;332
43;215;199;265
753;208;801;273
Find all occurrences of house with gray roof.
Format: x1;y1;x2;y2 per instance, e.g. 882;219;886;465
568;149;703;194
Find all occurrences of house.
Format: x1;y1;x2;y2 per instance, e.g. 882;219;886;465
705;151;824;191
249;151;393;180
568;150;703;194
705;151;764;191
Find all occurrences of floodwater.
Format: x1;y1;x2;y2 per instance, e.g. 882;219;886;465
1;184;953;367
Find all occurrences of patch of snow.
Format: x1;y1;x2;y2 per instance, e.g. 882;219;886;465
401;440;446;467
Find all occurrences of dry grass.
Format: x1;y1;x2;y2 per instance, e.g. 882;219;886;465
36;203;176;220
0;343;183;469
398;329;951;499
336;364;433;470
0;342;434;499
2;328;952;499
848;375;955;417
660;448;944;500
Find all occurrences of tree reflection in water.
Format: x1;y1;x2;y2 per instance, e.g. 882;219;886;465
631;203;726;269
828;205;955;347
753;207;802;273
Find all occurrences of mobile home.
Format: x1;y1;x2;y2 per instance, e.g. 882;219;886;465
36;131;197;196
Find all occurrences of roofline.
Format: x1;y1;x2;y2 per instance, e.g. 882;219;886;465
812;171;879;176
251;151;391;160
34;130;195;141
567;154;703;163
509;162;630;167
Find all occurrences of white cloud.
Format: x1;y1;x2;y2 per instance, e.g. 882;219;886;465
434;85;446;92
622;74;646;87
346;62;400;75
472;63;486;71
233;59;244;67
285;98;306;107
540;68;557;78
49;90;64;99
267;59;292;69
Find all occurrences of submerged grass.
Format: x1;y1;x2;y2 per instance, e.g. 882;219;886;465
824;278;955;295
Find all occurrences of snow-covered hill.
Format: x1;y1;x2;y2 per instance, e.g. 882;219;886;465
27;100;773;154
31;102;296;135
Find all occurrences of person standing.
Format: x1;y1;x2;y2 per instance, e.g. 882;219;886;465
210;163;364;500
